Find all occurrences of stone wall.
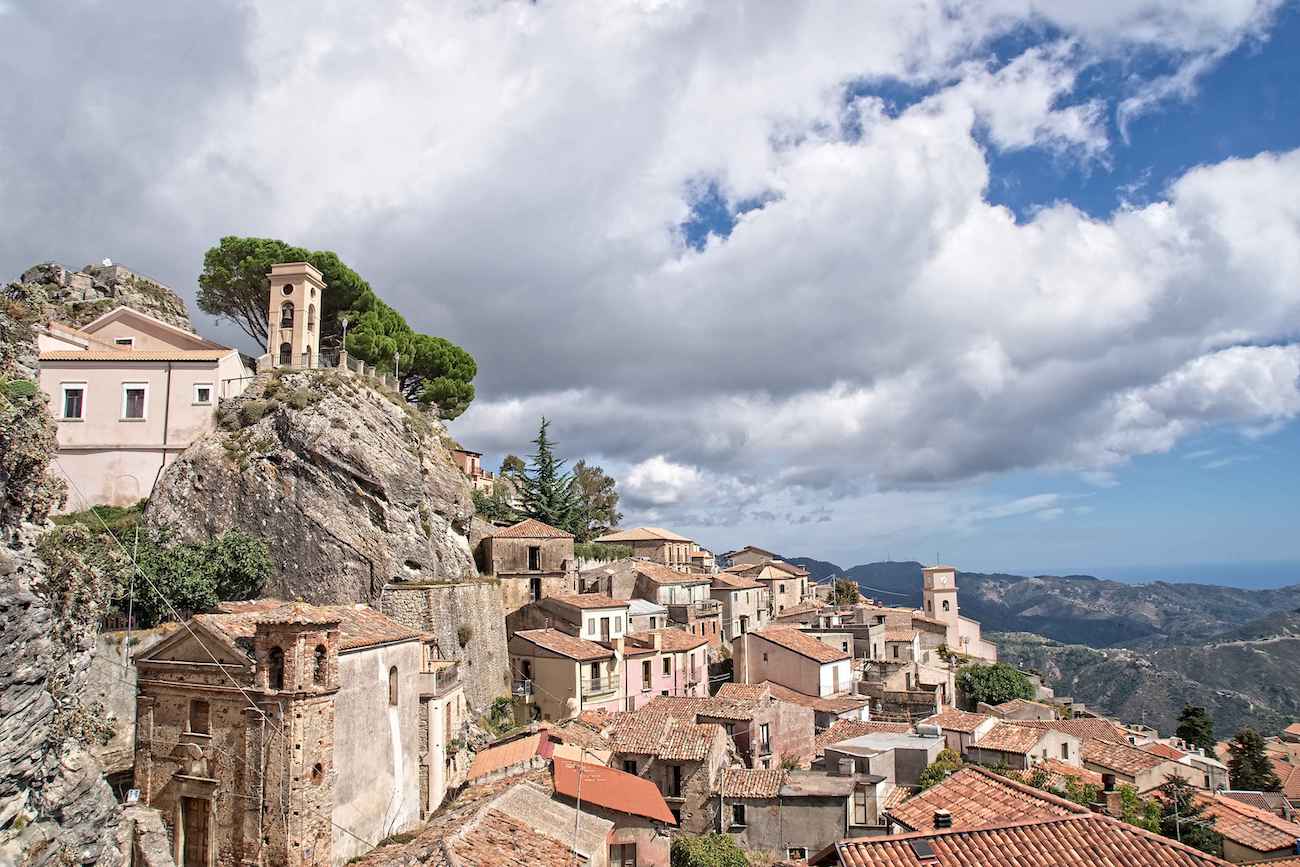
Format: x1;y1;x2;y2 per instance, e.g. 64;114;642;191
380;582;510;711
89;626;178;775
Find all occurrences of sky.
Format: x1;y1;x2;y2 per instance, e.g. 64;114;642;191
2;2;1299;585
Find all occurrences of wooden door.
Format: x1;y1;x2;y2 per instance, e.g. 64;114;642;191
181;797;209;867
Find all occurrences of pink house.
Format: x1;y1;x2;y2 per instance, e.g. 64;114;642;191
37;306;252;510
625;628;710;701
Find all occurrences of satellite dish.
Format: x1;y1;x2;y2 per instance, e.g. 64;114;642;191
101;258;113;267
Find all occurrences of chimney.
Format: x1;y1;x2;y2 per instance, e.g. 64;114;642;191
832;758;853;777
933;809;952;829
653;632;662;651
613;636;625;657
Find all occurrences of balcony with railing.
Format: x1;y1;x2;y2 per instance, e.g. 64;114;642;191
512;679;534;701
418;661;461;698
581;674;621;696
667;599;722;621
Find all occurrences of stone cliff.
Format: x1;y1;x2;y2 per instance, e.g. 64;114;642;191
146;368;478;603
0;280;124;866
20;262;194;332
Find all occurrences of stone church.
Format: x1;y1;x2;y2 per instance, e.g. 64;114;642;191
132;599;467;866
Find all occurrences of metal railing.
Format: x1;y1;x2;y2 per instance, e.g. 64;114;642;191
582;674;620;694
512;679;534;698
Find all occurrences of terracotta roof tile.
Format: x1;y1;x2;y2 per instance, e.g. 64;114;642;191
546;593;628;610
919;709;994;735
40;349;231;361
1083;737;1170;777
753;627;851;663
466;733;550;781
1272;757;1300;799
712;573;765;590
552;759;676;824
991;698;1054;715
973;722;1047;755
491;518;574;539
1143;741;1189;761
883;627;918;642
1284;723;1300;737
761;681;869;714
827;813;1232;867
514;628;614;661
643;694;758;722
1198;792;1300;852
815;720;913;756
608;710;723;761
632;560;711;585
1218;790;1293;818
723;768;787;798
1018;717;1129;743
769;560;811;577
888;766;1085;832
716;683;772;702
202;599;427;652
626;627;708;652
596;527;692;542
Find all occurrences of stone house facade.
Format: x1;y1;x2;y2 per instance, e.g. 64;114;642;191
710;573;769;643
479;518;576;614
551;760;676;867
723;561;809;617
719;546;779;568
594;527;696;570
132;600;464;867
609;712;732;833
720;769;872;860
651;691;816;771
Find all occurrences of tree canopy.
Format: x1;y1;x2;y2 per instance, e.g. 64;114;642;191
829;578;860;605
670;834;747;867
1175;705;1216;754
918;748;963;790
1228;728;1282;792
572;459;622;543
196;236;476;418
517;418;582;531
1155;776;1222;856
957;662;1034;707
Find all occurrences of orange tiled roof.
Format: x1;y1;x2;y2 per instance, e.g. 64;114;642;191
1083;737;1170;777
753;627;850;663
1283;723;1300;737
761;681;869;714
39;349;231;361
552;759;676;824
768;560;810;577
626;626;708;653
466;733;549;781
608;710;723;761
887;766;1086;832
514;628;613;661
815;720;913;756
883;627;918;642
1143;741;1189;761
596;527;692;542
642;694;758;722
546;593;628;610
1197;791;1300;853
492;518;574;539
716;683;772;702
973;722;1047;755
826;813;1231;867
722;768;786;798
712;573;764;590
1018;717;1129;743
201;599;427;652
632;560;711;585
446;808;575;867
991;698;1054;715
920;709;994;734
1272;757;1300;799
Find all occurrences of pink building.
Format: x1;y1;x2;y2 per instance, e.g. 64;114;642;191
36;306;252;509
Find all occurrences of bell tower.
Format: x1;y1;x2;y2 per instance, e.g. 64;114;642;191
922;565;960;650
267;262;326;369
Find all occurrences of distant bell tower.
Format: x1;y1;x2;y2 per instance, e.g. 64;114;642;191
922;565;961;651
267;262;326;369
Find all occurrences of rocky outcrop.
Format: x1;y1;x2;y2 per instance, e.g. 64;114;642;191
145;369;478;603
19;261;193;332
1;280;123;866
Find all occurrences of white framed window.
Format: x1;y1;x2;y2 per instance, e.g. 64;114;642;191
113;337;135;348
60;382;86;420
193;382;214;405
121;382;148;420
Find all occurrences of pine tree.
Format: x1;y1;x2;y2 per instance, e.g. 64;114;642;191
1175;705;1216;754
1156;776;1222;856
517;418;581;533
1228;728;1283;792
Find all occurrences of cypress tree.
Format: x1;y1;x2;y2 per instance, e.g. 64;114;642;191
518;418;581;533
1228;728;1282;792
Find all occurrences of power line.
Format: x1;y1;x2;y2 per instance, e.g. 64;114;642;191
0;389;380;852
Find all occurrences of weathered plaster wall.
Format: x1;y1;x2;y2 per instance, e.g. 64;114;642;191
380;582;509;710
90;626;178;775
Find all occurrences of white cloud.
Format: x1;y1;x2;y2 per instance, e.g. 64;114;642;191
0;1;1295;556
